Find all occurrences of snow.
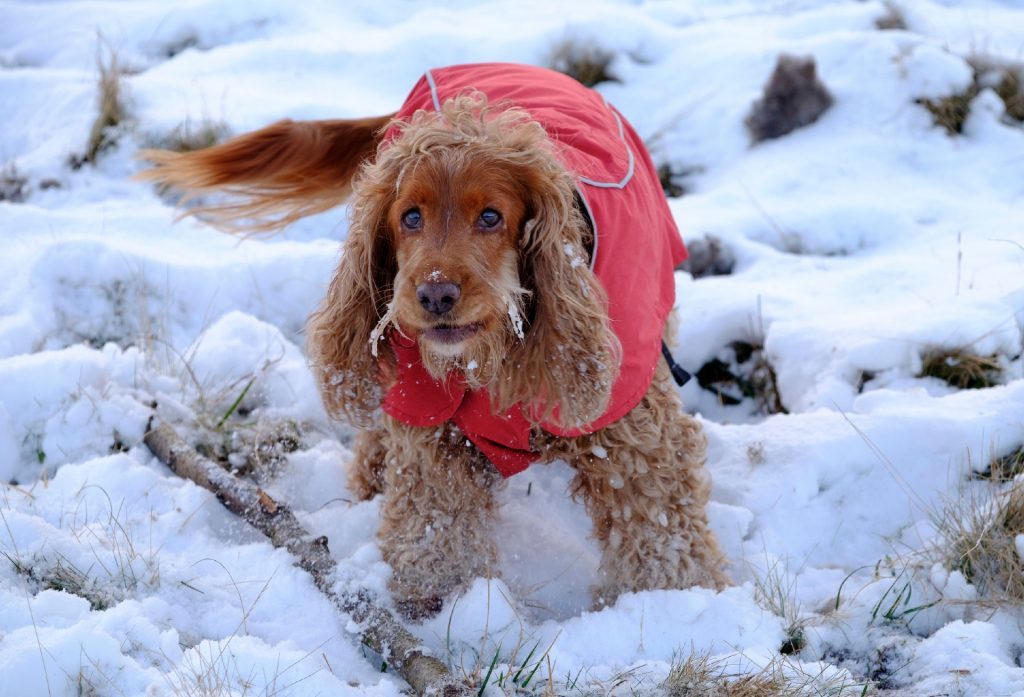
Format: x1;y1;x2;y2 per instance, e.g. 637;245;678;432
507;300;525;340
2;0;1024;695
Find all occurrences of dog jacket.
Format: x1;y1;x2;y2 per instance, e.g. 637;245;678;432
380;63;687;477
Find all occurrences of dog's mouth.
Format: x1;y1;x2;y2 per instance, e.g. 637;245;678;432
422;323;482;344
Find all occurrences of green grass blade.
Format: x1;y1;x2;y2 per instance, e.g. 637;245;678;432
477;648;500;697
511;641;540;684
216;377;255;430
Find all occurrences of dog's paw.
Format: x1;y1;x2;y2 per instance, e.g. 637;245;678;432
394;595;444;621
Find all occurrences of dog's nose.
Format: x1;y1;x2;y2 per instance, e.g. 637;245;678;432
417;281;460;315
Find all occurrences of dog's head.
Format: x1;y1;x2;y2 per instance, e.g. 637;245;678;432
310;95;620;429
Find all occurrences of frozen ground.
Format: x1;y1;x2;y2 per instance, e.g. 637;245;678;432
2;0;1024;695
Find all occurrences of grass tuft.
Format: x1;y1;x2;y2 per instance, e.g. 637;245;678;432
662;651;866;697
875;2;908;31
970;55;1024;123
548;40;618;87
70;42;131;168
751;558;808;656
446;585;560;696
658;163;686;198
459;635;559;696
663;652;778;697
4;552;115;610
919;347;1001;389
933;481;1024;602
696;340;786;415
916;90;977;135
657;162;706;200
148;117;232;153
1;162;29;202
866;563;938;629
995;67;1024;121
919;54;1024;134
975;445;1024;482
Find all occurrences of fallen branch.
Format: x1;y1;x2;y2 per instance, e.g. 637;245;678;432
144;420;468;696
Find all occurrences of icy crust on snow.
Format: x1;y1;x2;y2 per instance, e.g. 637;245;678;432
2;0;1024;695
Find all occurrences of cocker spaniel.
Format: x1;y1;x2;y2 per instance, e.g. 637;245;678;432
141;62;728;619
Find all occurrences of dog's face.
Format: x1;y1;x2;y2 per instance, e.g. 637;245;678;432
310;97;620;428
387;152;530;376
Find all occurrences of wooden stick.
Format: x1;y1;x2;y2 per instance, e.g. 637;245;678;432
144;421;469;696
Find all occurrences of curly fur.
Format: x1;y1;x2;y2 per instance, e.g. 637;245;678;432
139;90;728;619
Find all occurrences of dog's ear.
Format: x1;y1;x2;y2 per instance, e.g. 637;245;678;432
501;167;621;431
306;161;398;426
137;115;393;233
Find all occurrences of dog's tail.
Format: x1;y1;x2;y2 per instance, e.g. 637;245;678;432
137;114;394;234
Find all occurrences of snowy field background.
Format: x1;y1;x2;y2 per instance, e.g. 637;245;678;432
2;0;1024;694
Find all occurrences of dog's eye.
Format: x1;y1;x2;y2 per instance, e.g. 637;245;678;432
478;209;502;230
401;209;423;231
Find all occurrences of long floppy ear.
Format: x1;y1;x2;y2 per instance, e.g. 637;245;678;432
137;114;393;233
306;148;400;426
498;164;621;431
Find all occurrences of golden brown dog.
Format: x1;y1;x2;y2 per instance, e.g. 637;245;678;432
141;64;728;619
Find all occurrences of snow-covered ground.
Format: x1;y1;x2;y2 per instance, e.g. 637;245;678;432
2;0;1024;694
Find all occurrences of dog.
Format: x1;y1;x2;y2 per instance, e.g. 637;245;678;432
141;62;728;619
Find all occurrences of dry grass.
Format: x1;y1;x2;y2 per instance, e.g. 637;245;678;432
916;90;977;135
1;162;28;202
995;68;1024;121
2;482;161;612
696;341;787;415
933;481;1024;603
168;347;305;482
70;43;130;168
971;55;1024;123
919;347;1001;389
663;652;781;697
657;162;706;200
658;163;686;198
752;559;808;655
548;40;617;87
975;445;1024;482
4;552;115;610
919;54;1024;134
162;577;309;697
661;651;867;697
875;2;908;31
150;117;232;154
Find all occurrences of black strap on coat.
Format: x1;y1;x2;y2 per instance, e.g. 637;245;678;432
661;341;692;387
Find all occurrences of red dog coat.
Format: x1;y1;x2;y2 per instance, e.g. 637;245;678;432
381;63;687;477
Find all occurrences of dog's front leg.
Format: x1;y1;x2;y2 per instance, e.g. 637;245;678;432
377;417;500;620
347;426;389;501
569;370;730;607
